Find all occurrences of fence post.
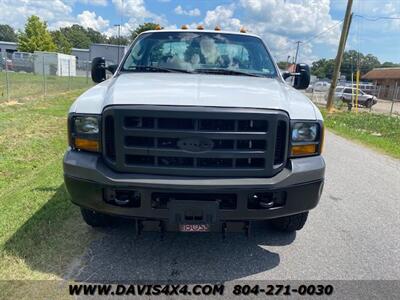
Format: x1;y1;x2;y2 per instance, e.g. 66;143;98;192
42;56;47;98
86;61;89;85
68;60;71;91
5;60;10;101
390;82;397;116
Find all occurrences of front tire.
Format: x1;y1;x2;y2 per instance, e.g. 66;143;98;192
81;208;113;227
365;99;373;108
270;212;309;232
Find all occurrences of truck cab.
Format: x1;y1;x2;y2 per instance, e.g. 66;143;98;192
64;29;325;234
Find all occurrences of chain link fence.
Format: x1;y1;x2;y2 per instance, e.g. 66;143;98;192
305;85;400;116
0;53;92;103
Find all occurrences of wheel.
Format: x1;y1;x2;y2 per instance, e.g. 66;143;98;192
81;208;112;227
270;212;309;232
365;99;373;108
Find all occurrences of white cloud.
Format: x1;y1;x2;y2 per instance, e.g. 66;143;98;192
0;0;73;29
77;0;108;6
174;5;201;17
201;1;342;62
77;10;109;31
111;0;167;34
204;5;242;31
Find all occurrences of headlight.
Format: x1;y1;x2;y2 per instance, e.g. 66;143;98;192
292;122;318;142
74;116;99;134
290;121;323;157
69;115;101;152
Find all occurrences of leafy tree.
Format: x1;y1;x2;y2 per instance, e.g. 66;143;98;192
60;25;92;49
380;61;400;68
311;58;335;79
86;27;106;44
311;50;381;80
59;25;108;48
51;30;72;54
131;23;162;40
0;24;17;42
107;35;130;46
18;16;56;52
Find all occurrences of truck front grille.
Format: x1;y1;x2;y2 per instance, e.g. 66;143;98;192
102;106;288;177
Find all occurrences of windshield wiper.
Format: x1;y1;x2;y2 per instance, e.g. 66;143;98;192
194;68;265;77
124;65;193;73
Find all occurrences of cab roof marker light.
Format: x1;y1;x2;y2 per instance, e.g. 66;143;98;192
240;27;247;33
197;25;204;30
214;25;221;31
155;25;162;30
181;24;189;30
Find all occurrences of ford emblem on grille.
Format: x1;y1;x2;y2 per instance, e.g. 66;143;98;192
177;137;214;152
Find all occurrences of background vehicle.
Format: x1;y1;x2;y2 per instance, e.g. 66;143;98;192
64;29;325;235
0;56;13;71
334;86;377;108
311;81;331;92
11;52;34;72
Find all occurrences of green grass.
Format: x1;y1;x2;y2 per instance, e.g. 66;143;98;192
0;90;100;280
0;71;92;103
322;110;400;159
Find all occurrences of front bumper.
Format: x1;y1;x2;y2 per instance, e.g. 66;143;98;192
63;150;325;221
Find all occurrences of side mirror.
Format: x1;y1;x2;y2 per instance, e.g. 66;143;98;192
91;57;106;83
107;64;118;75
293;63;310;90
282;72;291;80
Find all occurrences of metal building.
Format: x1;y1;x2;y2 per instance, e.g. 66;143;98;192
89;43;127;65
0;41;18;58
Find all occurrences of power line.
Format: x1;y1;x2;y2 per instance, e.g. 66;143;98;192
275;20;343;62
277;13;400;63
301;20;344;45
354;14;400;21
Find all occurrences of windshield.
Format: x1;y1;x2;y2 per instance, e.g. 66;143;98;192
122;32;277;77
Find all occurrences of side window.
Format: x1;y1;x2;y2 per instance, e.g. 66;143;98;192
343;88;352;93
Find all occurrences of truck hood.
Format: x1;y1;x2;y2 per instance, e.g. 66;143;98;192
70;73;321;120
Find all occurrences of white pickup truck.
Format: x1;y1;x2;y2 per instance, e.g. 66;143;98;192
64;29;325;235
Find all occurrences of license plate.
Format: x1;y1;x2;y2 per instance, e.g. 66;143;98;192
179;224;210;232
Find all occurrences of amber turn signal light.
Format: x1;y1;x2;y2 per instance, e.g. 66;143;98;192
291;144;317;156
74;138;100;152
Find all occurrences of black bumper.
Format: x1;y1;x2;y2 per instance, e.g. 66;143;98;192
63;150;325;221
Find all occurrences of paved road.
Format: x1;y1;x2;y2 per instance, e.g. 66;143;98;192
67;131;400;282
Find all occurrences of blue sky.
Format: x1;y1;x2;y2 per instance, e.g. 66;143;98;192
0;0;399;63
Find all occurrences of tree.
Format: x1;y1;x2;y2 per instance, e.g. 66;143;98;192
107;35;130;46
0;24;17;42
59;25;107;48
86;27;106;44
51;30;72;54
311;58;335;79
311;50;382;80
60;25;92;49
130;23;162;40
380;61;400;68
18;16;56;52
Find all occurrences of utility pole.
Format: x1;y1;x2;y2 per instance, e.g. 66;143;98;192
294;41;301;65
326;0;353;112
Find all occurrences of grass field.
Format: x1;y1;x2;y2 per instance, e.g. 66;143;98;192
322;110;400;159
0;90;101;280
0;71;91;103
